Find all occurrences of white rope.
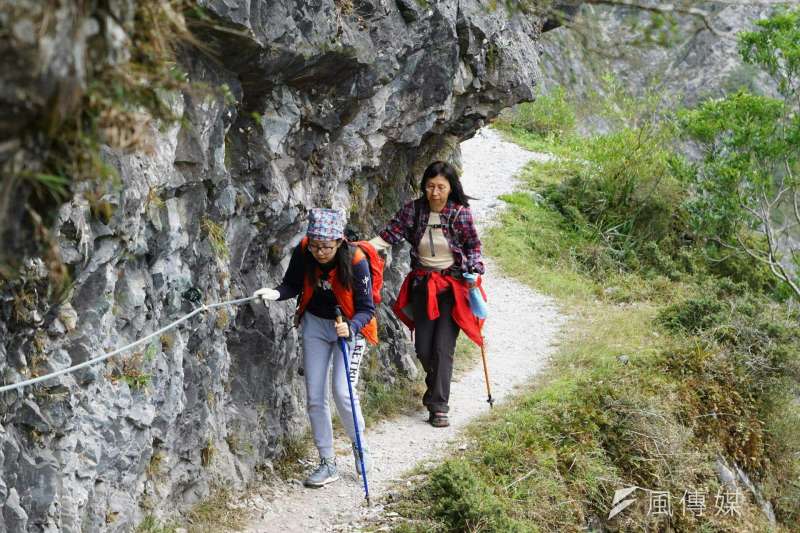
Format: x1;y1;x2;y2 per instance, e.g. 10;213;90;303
0;295;259;394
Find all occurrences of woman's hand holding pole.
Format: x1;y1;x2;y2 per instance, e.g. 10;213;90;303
335;320;350;338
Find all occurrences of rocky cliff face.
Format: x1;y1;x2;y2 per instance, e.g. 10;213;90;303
539;2;777;131
0;1;543;531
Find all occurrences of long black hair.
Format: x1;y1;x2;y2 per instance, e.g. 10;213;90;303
304;240;354;290
419;160;474;207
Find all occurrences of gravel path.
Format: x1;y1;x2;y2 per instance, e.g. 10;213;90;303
237;127;566;533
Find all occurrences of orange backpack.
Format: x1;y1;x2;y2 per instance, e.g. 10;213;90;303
351;240;385;305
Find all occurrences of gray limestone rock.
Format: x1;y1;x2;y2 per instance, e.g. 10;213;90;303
539;3;777;132
0;0;544;529
3;488;29;532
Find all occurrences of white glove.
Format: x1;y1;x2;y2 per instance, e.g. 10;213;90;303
254;288;280;304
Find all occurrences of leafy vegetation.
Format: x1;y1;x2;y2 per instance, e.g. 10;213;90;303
503;87;576;139
680;7;800;298
135;515;178;533
391;170;800;530
273;432;314;480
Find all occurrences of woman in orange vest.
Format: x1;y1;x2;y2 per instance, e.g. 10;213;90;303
254;208;376;488
369;161;485;429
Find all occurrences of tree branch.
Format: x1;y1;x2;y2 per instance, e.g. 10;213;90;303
794;189;800;227
741;202;763;223
773;184;790;210
775;221;800;240
730;235;772;266
759;191;777;254
757;190;800;298
582;0;735;38
785;158;800;225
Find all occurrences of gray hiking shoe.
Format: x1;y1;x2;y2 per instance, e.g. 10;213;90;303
303;457;339;488
352;442;372;477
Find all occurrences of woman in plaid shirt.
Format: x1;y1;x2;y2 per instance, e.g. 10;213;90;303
369;161;486;428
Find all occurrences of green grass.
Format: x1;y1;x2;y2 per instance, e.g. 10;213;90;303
361;360;425;427
184;486;247;533
136;485;247;533
453;334;481;376
135;515;178;533
273;431;314;480
486;181;692;306
383;126;800;532
486;190;596;302
391;303;742;532
491;121;572;157
501;87;576;139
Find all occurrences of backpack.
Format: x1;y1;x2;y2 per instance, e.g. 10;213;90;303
300;237;385;305
351;240;385;305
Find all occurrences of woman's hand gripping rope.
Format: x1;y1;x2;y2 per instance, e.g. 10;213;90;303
254;287;280;304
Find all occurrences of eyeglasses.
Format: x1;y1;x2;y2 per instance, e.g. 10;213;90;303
425;184;449;192
308;242;339;253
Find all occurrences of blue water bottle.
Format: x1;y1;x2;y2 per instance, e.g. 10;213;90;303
462;272;488;319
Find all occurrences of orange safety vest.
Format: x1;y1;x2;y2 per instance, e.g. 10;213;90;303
295;238;379;345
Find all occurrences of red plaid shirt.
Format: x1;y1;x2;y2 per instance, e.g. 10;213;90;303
378;198;484;274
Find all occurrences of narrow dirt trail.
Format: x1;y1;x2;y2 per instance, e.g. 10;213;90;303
238;128;566;533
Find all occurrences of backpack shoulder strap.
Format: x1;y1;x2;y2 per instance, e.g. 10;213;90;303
351;243;366;264
412;198;423;236
352;240;384;305
451;205;463;226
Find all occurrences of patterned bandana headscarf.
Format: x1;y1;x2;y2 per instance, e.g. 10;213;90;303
306;208;346;241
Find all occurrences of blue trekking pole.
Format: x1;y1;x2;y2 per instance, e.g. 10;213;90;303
334;307;371;505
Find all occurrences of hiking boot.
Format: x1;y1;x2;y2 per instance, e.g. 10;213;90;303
428;412;449;428
352;442;372;477
303;457;339;488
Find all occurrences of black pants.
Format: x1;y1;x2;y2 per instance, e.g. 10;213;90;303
411;279;460;414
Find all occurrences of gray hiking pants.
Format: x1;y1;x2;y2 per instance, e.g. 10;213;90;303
301;312;367;459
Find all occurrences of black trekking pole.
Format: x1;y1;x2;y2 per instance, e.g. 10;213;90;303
334;307;371;505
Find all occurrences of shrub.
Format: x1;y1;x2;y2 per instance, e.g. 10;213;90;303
657;296;725;334
659;279;800;521
426;461;528;532
509;87;576;138
542;127;692;277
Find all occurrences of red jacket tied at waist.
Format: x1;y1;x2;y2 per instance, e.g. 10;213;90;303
392;270;486;347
